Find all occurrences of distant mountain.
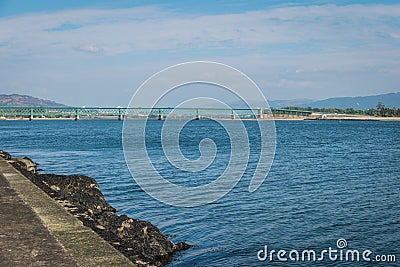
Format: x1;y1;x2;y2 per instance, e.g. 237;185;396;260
1;92;398;110
220;93;400;110
0;94;65;107
269;92;400;110
227;98;315;109
297;92;400;110
268;99;315;108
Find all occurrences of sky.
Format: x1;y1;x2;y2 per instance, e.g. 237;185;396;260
0;0;400;106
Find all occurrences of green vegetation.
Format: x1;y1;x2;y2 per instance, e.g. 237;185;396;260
0;94;65;107
283;102;400;117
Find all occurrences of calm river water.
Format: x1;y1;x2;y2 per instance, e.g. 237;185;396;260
1;120;399;266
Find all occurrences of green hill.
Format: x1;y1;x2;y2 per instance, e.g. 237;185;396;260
299;92;400;110
0;94;65;107
269;92;400;110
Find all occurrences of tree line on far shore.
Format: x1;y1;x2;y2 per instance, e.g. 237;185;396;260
283;102;400;117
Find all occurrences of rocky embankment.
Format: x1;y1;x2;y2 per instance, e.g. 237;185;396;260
0;150;190;267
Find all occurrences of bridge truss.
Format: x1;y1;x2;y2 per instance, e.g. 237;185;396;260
0;106;311;120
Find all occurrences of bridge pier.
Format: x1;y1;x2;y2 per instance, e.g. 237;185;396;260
118;108;124;121
74;109;80;121
258;108;264;119
231;110;236;119
29;108;33;121
157;109;164;120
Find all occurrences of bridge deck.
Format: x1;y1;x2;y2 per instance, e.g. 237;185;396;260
0;106;312;120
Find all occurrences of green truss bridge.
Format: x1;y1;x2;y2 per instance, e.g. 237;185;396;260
0;106;312;120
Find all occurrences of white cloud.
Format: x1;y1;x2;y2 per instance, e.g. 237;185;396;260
0;4;399;104
75;43;104;53
0;4;399;57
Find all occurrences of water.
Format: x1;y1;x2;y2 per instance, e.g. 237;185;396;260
1;120;399;266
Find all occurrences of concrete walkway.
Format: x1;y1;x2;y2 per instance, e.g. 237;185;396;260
0;157;135;267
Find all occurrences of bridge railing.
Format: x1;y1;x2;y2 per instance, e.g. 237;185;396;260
0;106;312;120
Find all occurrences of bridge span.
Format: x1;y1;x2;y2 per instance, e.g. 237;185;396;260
0;106;311;120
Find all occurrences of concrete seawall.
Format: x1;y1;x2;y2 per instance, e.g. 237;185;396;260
0;157;135;266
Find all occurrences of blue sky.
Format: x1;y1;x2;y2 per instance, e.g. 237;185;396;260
1;0;400;106
2;0;400;17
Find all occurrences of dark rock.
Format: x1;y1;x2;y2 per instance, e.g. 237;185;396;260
10;157;38;173
175;242;192;251
7;151;190;266
39;174;116;215
0;150;11;160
